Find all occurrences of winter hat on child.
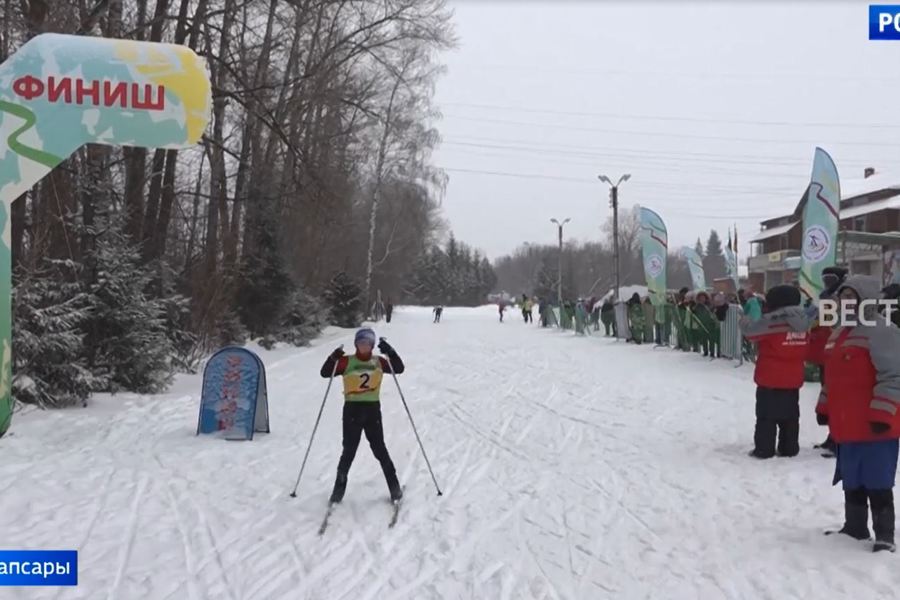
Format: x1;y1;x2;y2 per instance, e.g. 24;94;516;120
883;283;900;300
764;285;801;311
354;328;376;346
822;266;848;295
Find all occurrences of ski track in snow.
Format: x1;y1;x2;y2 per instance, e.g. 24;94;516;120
1;306;899;599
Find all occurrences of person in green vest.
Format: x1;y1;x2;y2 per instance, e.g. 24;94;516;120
524;297;534;323
589;297;601;332
683;291;700;352
561;301;575;329
574;299;588;335
642;296;655;345
659;293;675;346
694;291;719;358
627;292;645;343
600;298;615;336
675;288;689;350
320;328;405;503
739;289;763;322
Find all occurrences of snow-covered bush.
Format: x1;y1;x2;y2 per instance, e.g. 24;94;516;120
85;232;175;394
260;287;329;349
12;260;97;407
324;272;363;328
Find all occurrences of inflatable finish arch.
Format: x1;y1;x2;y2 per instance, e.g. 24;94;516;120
0;34;212;437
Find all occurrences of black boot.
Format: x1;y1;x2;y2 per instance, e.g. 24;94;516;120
870;490;896;553
389;481;403;502
384;469;402;502
329;471;348;504
827;489;870;540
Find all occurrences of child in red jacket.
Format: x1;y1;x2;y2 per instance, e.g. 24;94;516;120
808;266;848;455
816;276;900;553
740;285;810;459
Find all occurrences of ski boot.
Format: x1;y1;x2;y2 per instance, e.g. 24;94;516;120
826;490;870;541
385;472;403;502
329;472;348;504
389;483;403;502
871;492;896;553
748;449;774;459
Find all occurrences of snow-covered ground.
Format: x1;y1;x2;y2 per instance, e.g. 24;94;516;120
1;306;898;599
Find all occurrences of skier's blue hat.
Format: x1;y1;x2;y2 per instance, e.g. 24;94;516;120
354;328;376;346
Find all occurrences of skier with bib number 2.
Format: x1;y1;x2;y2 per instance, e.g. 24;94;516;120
320;328;405;503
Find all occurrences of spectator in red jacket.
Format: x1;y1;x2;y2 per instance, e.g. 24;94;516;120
740;285;810;459
816;275;900;553
808;266;848;455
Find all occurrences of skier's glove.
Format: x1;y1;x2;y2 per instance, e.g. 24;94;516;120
378;339;395;355
870;421;891;435
816;413;829;426
329;347;345;361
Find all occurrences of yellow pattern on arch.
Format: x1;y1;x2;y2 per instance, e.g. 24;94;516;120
112;40;211;144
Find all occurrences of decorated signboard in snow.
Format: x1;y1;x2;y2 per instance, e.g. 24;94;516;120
0;34;212;438
197;347;270;440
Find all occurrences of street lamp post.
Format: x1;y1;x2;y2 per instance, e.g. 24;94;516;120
550;218;570;317
598;174;631;303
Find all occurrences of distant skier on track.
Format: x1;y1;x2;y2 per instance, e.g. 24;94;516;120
320;328;405;504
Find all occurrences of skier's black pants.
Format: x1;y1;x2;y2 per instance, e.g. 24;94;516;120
337;402;398;488
754;387;800;458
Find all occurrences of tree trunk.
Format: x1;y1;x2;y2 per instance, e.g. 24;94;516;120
203;0;236;276
123;148;147;242
142;148;166;257
364;75;403;311
185;151;206;274
151;150;178;261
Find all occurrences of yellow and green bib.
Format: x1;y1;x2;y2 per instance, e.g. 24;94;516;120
342;355;384;402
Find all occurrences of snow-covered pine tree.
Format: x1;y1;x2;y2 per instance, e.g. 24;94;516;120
12;260;96;407
260;287;329;349
480;256;498;297
85;229;175;394
154;262;199;373
408;246;446;305
694;238;705;259
235;202;293;339
325;272;363;328
703;230;727;280
534;254;559;301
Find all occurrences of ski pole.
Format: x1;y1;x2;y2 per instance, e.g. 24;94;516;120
381;337;443;496
290;345;342;498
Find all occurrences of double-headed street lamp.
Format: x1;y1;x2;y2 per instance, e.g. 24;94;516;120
598;174;631;303
550;218;570;313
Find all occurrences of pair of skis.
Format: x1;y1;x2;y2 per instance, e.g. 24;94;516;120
318;495;402;536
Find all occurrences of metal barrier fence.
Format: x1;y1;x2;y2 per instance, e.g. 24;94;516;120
614;302;630;340
719;304;744;365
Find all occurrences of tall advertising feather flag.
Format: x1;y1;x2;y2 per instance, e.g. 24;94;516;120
680;246;707;291
638;206;668;307
799;147;840;301
724;228;739;290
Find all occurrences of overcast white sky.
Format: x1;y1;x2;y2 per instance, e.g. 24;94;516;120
430;0;900;261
